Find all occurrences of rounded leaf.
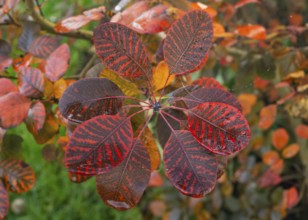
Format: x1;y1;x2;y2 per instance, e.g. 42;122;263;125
65;115;133;175
25;101;46;132
272;128;289;150
29;36;60;58
188;102;251;155
0;159;35;193
192;77;224;89
164;130;217;197
19;67;44;98
0;78;18;97
96;140;151;210
282;144;300;159
59;78;125;123
93;22;152;81
164;10;213;75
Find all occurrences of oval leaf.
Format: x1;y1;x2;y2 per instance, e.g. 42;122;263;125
164;10;213;75
0;78;18;97
0;181;9;219
0;92;31;129
19;67;44;98
0;159;36;193
96;140;151;210
45;44;70;82
188;102;251;155
59;78;125;123
192;77;224;89
93;22;152;81
236;24;266;40
25;101;46;132
29;36;60;58
65;115;133;175
272;128;289;150
282;144;300;159
164;130;217;197
55;15;91;33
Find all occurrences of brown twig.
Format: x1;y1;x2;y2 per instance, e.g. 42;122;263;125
25;0;93;41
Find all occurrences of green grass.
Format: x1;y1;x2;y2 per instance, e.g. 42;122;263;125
6;124;142;220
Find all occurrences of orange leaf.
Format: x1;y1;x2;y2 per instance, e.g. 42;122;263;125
236;24;266;40
289;13;303;26
295;124;308;139
282;187;299;209
148;171;164;187
282;144;300;159
270;159;284;174
272;128;289;150
190;2;217;18
262;150;279;166
258;105;276;130
53;78;67;99
238;93;257;115
153;61;174;91
254;76;269;90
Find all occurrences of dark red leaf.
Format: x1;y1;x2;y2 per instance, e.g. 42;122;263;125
0;181;9;219
18;21;40;52
25;101;46;132
192;77;224;89
29;36;60;58
163;130;217;197
0;78;18;97
0;159;36;193
96;140;151;210
19;67;44;98
164;10;213;75
0;92;31;129
188;102;251;155
59;78;125;123
45;44;70;82
93;22;152;81
65;115;133;175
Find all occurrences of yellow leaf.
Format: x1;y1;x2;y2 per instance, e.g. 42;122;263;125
153;61;175;91
54;78;67;99
141;128;161;171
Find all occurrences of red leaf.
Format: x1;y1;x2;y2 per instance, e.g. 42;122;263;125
59;78;125;123
0;159;36;193
55;15;91;33
0;78;18;97
65;115;133;175
282;144;300;159
45;44;70;82
149;171;164;187
258;169;281;188
19;67;44;98
29;36;60;58
236;24;266;40
164;10;213;75
25;101;46;132
111;1;149;26
192;77;224;89
0;181;9;219
283;187;299;209
96;140;151;210
188;102;251;155
129;5;174;34
234;0;261;9
272;128;289;150
163;130;217;197
93;22;152;81
295;124;308;139
0;92;31;129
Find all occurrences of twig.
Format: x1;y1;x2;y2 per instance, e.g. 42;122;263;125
35;0;45;17
7;13;21;27
25;0;92;41
0;75;18;80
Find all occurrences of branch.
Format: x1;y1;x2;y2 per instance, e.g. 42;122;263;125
25;0;93;41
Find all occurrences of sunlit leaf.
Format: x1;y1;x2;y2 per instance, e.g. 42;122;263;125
45;44;70;82
164;10;213;75
236;24;266;40
93;22;152;82
0;78;18;97
53;78;67;99
0;92;31;129
272;128;289;150
153;61;175;91
190;2;217;18
188;102;250;155
258;105;277;130
96;140;150;210
66;115;133;175
0;181;9;219
282;187;299;209
19;67;44;98
55;15;91;33
0;159;35;193
262;150;279;166
164;130;217;197
59;78;125;123
282;144;300;159
29;36;60;58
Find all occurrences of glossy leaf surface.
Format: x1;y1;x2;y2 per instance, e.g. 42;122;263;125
0;181;8;219
93;22;152;81
29;36;60;58
164;10;213;75
96;140;151;210
188;102;251;155
45;44;70;82
0;92;31;129
19;67;44;98
59;78;125;123
0;159;35;193
164;130;217;197
65;115;133;175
